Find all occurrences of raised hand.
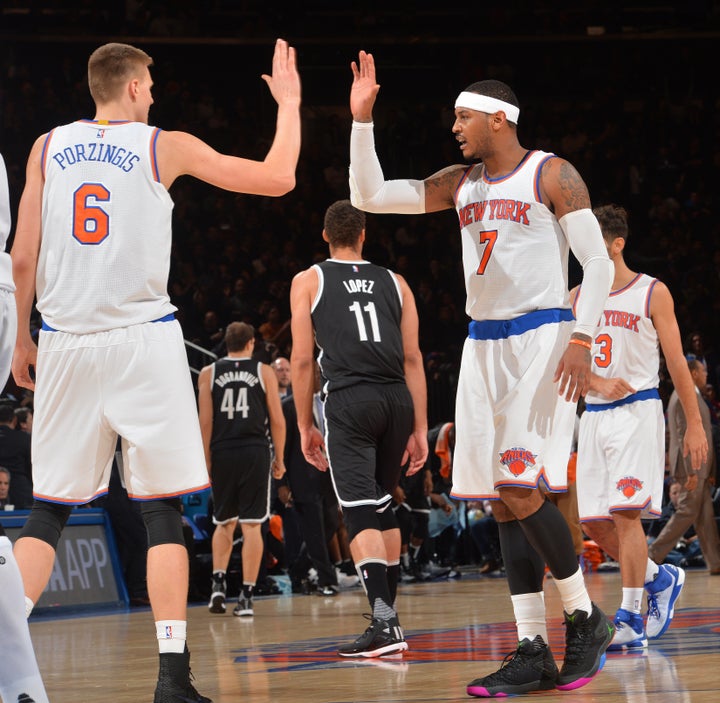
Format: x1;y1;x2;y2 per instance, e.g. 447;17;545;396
350;50;380;122
262;38;301;107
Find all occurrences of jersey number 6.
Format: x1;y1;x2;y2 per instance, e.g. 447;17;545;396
73;183;110;245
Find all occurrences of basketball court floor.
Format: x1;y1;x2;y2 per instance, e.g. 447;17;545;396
28;568;720;702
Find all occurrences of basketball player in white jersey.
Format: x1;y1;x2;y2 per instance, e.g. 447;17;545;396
10;40;300;703
574;204;707;650
0;154;50;703
347;50;615;696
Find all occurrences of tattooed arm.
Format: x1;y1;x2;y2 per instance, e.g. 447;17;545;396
543;156;613;401
538;157;591;218
422;165;468;212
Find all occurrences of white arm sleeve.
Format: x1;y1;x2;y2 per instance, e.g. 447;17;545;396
559;208;613;338
349;121;425;214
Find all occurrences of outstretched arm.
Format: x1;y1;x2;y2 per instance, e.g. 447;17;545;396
158;39;301;195
349;50;457;214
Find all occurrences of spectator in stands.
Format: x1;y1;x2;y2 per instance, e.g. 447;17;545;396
0;403;33;509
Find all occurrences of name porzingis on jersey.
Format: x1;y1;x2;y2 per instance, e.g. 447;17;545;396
51;142;141;173
602;310;641;332
458;199;531;227
499;447;536;477
214;370;259;388
343;279;375;294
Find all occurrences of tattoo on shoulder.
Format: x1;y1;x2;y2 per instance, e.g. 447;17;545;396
425;166;466;197
545;159;590;211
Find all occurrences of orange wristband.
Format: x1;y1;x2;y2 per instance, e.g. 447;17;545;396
569;338;592;350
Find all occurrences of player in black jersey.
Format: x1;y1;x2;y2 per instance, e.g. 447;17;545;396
290;200;428;657
197;322;286;618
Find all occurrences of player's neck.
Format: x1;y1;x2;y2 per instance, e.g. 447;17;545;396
482;144;527;179
610;257;637;291
328;246;363;261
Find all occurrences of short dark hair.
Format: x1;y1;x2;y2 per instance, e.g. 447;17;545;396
688;359;705;374
0;404;16;424
224;321;255;352
323;200;365;249
593;204;629;243
463;79;519;108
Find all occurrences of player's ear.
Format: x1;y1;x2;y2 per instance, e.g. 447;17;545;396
322;229;330;243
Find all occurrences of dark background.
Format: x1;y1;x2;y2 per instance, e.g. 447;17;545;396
2;1;719;411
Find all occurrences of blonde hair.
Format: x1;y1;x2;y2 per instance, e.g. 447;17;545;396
88;43;153;104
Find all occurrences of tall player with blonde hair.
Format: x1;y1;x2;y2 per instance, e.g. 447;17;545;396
11;39;301;703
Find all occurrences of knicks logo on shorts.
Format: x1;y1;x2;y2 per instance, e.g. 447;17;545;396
499;447;537;477
616;477;644;498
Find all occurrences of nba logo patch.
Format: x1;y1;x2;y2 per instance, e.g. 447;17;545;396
499;447;536;477
96;129;105;139
352;265;359;273
165;625;173;638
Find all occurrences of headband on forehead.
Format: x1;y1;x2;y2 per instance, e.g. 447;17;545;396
455;92;520;124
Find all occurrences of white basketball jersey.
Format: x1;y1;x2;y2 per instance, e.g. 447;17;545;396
583;273;660;404
37;120;175;333
454;150;570;321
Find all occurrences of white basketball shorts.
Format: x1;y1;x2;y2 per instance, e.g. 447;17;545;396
32;318;210;503
577;394;664;521
451;312;577;500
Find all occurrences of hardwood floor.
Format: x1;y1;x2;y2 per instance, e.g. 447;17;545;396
28;568;720;702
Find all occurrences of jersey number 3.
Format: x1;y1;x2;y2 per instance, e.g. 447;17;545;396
594;333;612;368
73;183;110;245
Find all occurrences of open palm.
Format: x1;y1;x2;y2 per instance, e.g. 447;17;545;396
350;50;380;121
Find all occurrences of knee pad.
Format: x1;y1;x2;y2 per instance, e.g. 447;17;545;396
411;511;429;540
342;503;382;542
140;498;185;548
20;500;73;549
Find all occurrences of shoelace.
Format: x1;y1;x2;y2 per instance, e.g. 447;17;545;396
647;593;660;619
563;619;593;662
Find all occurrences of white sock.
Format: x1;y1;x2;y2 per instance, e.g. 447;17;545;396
156;619;187;653
25;595;35;618
620;587;644;614
553;567;593;616
511;591;547;642
0;537;50;703
644;558;660;585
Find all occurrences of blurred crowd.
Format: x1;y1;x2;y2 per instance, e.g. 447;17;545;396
2;7;720;600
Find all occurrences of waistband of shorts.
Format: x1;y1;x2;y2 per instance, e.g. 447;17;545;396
468;308;574;340
41;313;175;332
584;387;660;412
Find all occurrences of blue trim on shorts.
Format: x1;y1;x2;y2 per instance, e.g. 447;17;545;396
468;308;574;340
583;387;660;412
41;313;175;333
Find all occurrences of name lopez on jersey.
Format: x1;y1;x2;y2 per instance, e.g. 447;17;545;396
343;279;375;294
51;142;141;173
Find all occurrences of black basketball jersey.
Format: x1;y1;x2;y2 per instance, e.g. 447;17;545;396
210;357;269;450
312;259;405;392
